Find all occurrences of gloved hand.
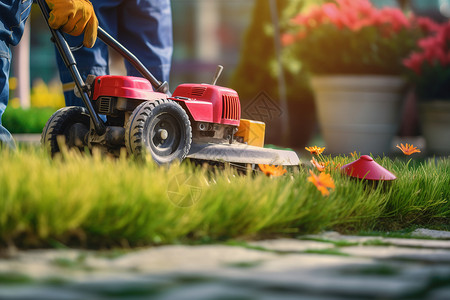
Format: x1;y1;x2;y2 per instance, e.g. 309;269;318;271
45;0;98;48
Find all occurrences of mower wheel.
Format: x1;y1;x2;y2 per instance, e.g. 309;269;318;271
41;106;90;156
125;99;192;164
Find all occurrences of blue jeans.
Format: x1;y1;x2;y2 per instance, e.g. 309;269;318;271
0;0;33;148
56;0;173;107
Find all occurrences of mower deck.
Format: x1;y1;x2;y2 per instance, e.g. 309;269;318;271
187;142;300;166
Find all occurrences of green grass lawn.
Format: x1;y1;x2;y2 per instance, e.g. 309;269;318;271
0;147;448;249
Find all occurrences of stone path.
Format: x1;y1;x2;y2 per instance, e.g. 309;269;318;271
12;134;41;145
0;229;449;299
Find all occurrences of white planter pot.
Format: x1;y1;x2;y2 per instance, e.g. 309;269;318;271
420;101;450;155
311;75;405;155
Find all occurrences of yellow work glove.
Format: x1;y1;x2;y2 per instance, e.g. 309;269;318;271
45;0;98;48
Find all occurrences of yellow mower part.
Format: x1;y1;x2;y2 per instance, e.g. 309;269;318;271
235;119;265;147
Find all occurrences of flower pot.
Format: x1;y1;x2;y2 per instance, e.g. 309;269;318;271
420;101;450;155
311;75;405;155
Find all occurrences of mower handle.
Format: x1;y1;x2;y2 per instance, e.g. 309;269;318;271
37;0;106;135
96;28;169;94
36;0;169;135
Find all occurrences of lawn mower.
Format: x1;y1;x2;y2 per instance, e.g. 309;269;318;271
38;0;299;168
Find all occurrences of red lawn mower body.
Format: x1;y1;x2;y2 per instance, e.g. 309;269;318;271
92;75;164;101
92;76;240;127
171;83;241;126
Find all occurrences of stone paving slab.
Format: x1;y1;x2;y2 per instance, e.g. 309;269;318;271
0;229;449;299
110;245;278;273
429;287;450;300
246;253;373;272
412;228;450;239
247;238;335;252
12;134;41;144
0;286;91;300
201;265;422;299
382;238;450;249
305;231;450;249
340;246;450;263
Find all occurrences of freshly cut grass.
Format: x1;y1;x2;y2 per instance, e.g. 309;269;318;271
375;156;450;229
0;148;448;248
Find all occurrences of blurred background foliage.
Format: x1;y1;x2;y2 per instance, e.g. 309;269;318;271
229;0;332;147
230;0;326;104
3;106;55;134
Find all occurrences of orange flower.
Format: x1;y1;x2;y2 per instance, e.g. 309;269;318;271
305;146;325;155
307;170;335;196
350;151;359;159
332;162;342;170
310;157;328;172
396;143;421;155
258;164;287;177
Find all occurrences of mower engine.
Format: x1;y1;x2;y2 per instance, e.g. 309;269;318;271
171;83;241;145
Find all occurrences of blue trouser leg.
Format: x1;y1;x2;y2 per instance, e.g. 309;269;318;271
56;0;173;106
119;0;173;81
0;0;32;149
0;42;15;149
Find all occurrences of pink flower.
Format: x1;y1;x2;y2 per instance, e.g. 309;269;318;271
281;33;296;46
336;0;371;9
417;17;441;33
378;7;411;32
426;47;448;66
322;3;341;25
308;7;326;26
403;53;424;74
444;22;450;40
291;14;308;26
404;20;450;73
355;0;376;16
418;36;439;50
281;31;307;45
341;9;359;29
284;0;429;75
351;18;374;32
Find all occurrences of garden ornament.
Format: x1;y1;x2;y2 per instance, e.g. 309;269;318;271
341;155;396;181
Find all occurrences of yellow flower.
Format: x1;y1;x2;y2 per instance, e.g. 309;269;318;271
258;164;287;177
307;170;335;196
396;143;421;155
305;146;325;155
9;77;18;90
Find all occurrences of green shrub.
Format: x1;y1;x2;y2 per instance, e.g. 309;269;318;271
2;107;56;134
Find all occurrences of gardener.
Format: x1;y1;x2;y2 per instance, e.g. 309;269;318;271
0;0;98;149
54;0;173;107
